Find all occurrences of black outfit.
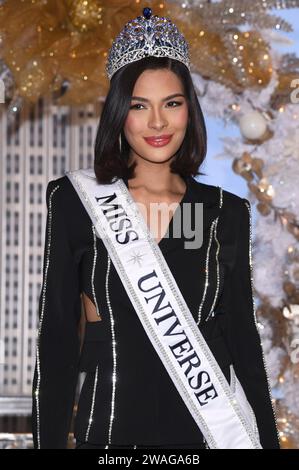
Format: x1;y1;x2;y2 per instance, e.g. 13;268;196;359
32;170;280;449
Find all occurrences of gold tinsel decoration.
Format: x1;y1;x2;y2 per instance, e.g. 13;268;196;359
0;0;167;105
1;0;299;107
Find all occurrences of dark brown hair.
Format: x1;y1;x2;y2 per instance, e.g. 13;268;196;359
94;56;207;183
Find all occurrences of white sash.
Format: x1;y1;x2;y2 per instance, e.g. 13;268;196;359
66;168;262;449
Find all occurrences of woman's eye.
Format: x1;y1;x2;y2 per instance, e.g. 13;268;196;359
129;101;182;110
167;101;182;107
129;103;144;110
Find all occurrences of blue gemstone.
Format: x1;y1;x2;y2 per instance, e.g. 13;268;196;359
147;26;152;32
143;7;152;20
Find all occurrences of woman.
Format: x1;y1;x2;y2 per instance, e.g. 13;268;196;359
32;8;280;449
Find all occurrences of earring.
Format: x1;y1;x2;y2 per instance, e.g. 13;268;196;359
119;133;122;152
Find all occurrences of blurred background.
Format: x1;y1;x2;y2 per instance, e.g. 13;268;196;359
0;0;299;449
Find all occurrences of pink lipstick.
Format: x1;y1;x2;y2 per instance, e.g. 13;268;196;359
144;134;173;147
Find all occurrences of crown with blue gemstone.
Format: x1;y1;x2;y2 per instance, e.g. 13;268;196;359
105;7;191;80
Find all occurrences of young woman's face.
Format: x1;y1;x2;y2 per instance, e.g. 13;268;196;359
123;68;188;166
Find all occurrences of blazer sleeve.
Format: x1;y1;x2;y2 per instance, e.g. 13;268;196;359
223;198;280;449
32;180;82;449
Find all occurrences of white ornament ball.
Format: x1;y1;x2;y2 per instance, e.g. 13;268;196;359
239;111;267;140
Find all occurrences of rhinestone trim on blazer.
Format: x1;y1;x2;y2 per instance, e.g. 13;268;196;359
243;200;280;446
205;187;223;322
85;365;99;440
104;255;117;449
196;221;215;325
197;186;223;324
91;225;101;317
34;184;60;449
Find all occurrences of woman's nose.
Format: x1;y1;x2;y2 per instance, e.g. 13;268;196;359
148;108;168;129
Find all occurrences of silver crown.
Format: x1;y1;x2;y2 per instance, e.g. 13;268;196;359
105;7;191;80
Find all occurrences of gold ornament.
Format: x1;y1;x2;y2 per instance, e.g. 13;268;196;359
257;202;271;216
283;304;299;324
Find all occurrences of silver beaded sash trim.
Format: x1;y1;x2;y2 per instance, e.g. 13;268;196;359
34;184;60;449
66;168;262;449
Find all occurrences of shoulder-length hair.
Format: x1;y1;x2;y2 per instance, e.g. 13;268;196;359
94;56;207;183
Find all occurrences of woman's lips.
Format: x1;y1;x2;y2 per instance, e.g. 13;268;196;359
143;135;173;147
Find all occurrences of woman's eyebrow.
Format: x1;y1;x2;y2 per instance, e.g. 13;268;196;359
131;93;185;102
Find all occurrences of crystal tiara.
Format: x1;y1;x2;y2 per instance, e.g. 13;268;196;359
105;6;191;80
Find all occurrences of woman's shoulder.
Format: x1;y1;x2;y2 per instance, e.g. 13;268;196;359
46;173;75;198
190;179;251;244
190;176;249;212
45;174;91;224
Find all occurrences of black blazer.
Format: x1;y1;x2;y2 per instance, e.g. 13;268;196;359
32;170;280;449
